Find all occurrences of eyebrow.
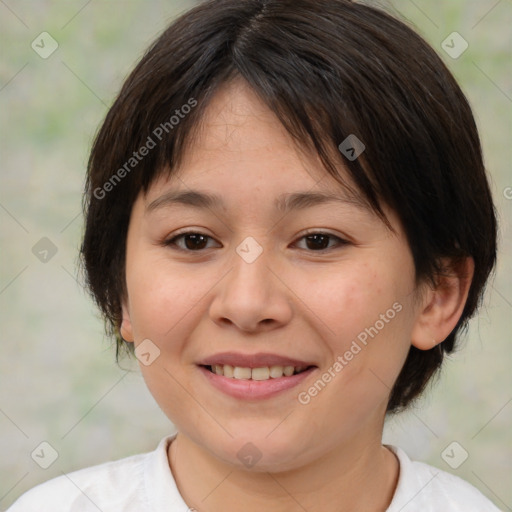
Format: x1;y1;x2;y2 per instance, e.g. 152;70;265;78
146;189;372;215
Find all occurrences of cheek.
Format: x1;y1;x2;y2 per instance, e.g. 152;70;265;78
299;258;415;390
124;254;211;422
303;262;405;342
125;251;212;342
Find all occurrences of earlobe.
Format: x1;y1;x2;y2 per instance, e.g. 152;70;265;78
411;257;474;351
120;301;135;343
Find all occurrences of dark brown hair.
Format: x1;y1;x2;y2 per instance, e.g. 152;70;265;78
80;0;497;412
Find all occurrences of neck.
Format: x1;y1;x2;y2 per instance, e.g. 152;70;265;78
168;428;399;512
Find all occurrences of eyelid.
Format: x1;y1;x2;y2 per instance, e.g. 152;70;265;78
163;228;220;251
300;228;346;240
162;228;349;252
295;229;349;250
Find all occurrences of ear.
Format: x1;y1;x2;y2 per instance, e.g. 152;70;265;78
411;256;474;350
120;300;135;343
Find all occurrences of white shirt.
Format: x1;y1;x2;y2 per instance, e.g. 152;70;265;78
7;435;502;511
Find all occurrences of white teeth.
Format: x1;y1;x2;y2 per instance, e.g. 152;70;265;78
209;364;309;380
283;365;294;376
269;365;284;378
251;367;270;381
233;367;252;380
223;364;234;378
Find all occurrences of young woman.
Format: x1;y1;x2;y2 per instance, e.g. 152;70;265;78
9;0;500;510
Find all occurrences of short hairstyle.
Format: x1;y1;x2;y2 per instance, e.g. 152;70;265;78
80;0;497;413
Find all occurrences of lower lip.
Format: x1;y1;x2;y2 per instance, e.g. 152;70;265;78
198;365;316;400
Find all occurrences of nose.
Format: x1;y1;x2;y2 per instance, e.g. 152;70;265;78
209;245;294;333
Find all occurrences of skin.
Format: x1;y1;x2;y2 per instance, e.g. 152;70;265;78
120;78;474;512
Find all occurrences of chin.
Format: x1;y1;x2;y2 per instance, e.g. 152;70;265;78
209;429;313;473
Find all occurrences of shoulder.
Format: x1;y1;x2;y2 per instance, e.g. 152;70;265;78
6;437;174;512
386;445;503;512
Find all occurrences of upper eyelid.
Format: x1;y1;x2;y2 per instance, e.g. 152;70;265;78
167;229;345;240
165;230;347;248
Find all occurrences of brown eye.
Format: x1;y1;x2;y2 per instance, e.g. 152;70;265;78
295;232;347;252
165;232;218;251
163;231;347;253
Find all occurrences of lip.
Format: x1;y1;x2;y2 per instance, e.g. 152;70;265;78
197;352;315;368
198;365;317;401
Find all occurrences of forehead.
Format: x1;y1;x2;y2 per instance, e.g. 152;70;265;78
144;79;369;211
179;79;319;175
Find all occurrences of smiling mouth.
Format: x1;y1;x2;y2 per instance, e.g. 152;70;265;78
202;364;313;381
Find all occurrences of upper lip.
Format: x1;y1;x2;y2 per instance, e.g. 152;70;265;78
197;352;316;368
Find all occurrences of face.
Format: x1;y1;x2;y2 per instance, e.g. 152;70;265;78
120;79;427;471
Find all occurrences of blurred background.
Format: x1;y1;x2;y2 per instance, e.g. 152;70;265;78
0;0;510;509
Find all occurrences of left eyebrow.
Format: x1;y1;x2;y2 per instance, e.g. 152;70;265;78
145;189;372;215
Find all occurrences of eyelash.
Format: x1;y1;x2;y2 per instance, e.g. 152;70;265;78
162;230;348;253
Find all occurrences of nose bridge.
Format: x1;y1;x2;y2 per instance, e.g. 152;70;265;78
209;235;292;331
227;235;274;305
